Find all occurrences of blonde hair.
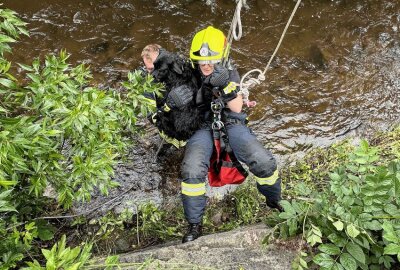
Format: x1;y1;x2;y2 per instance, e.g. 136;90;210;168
141;44;161;60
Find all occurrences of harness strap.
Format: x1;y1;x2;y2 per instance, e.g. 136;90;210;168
218;125;248;178
210;99;247;177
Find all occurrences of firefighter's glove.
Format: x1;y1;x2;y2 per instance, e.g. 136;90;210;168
164;84;193;111
208;65;238;103
208;65;230;88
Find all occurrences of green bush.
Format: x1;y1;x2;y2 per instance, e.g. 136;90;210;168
0;8;162;269
266;139;400;270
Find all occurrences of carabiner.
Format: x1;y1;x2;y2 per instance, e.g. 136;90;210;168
212;120;224;130
211;101;223;113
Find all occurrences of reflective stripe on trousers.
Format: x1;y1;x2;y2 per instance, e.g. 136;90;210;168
181;182;206;196
254;170;279;185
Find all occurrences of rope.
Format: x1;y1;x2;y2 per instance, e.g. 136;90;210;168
238;0;303;107
222;0;244;67
232;0;243;41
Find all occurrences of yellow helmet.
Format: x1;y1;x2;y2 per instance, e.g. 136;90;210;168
190;26;228;64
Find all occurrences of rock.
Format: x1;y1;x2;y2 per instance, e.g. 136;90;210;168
72;11;83;24
211;212;223;226
43;184;57;199
112;224;295;270
308;44;327;68
88;40;110;54
114;236;133;253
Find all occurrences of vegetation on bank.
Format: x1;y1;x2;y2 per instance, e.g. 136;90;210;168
268;128;400;270
1;7;399;270
73;125;400;270
0;8;163;269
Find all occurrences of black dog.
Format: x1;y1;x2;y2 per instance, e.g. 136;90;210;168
151;50;203;141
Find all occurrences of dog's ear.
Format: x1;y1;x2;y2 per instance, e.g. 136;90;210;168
172;62;183;75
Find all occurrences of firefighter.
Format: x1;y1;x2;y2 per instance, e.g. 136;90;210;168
181;26;282;243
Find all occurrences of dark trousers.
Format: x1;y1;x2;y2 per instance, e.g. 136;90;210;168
181;112;281;223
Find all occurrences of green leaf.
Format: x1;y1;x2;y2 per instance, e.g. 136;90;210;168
36;220;55;241
66;262;81;270
328;233;347;247
0;180;18;187
379;255;395;269
46;130;63;136
299;257;307;268
313;253;335;268
0;33;16;43
347;174;360;182
346;224;360;238
330;172;341;182
294;182;312;196
333;220;344;231
382;221;399;243
288;218;298;236
307;233;322;246
319;243;341;255
359;139;369;150
279;200;296;219
339;253;357;270
0;78;16;88
42;249;52;260
384;204;399;216
364;220;381;231
332;263;345;270
346;242;365;264
17;63;34;71
105;255;120;270
383;243;400;255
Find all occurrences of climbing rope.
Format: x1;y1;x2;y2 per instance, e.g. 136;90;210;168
227;0;303;107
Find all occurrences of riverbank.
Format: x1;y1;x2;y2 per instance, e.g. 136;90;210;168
72;127;400;266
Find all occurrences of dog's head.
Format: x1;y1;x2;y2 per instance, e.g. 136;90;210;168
152;51;184;84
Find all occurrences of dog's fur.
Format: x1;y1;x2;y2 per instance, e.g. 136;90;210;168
151;51;202;141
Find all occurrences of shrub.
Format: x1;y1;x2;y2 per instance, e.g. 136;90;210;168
266;139;400;270
0;8;162;269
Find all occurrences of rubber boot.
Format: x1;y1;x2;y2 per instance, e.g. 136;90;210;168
182;223;202;243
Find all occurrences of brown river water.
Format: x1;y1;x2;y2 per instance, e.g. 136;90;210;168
2;0;400;215
4;0;400;156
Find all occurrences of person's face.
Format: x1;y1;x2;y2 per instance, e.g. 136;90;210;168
143;51;159;73
199;63;214;76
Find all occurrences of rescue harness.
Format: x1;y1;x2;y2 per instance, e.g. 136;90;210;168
207;89;248;187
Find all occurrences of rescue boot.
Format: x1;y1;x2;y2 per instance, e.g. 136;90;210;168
182;223;202;243
266;200;283;212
